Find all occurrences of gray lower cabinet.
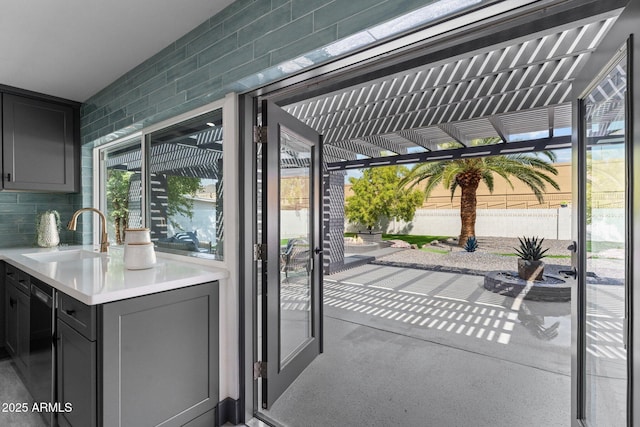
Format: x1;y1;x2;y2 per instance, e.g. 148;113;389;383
57;320;97;427
57;282;219;427
4;276;29;379
0;262;5;352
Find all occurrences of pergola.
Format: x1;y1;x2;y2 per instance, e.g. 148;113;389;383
279;13;626;273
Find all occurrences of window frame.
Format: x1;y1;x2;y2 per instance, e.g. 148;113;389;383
93;95;237;268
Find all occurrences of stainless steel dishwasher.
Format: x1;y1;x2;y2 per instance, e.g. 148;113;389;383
30;277;56;426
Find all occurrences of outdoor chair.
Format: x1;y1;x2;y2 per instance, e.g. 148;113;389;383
281;238;310;281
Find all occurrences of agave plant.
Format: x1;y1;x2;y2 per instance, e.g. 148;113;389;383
515;236;549;261
463;236;478;252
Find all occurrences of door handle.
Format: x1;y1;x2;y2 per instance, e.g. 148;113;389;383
558;268;577;279
567;241;577;252
314;247;323;255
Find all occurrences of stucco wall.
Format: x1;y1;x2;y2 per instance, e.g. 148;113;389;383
381;208;573;240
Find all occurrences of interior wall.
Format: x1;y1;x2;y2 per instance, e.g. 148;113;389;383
80;0;442;147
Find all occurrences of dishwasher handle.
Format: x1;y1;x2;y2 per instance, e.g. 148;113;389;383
31;284;53;308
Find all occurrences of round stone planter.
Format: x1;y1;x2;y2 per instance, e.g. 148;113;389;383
344;241;380;253
484;270;570;302
358;231;383;243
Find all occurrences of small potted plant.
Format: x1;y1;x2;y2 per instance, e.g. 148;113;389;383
514;236;549;281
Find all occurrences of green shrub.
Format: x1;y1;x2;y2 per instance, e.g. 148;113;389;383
463;236;478;252
514;236;549;261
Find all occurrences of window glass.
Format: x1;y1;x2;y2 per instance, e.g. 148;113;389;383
102;140;143;245
147;109;224;260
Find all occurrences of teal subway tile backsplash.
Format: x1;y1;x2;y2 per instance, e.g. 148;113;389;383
0;193;18;203
254;15;314;56
222;54;272;87
81;0;439;148
82;0;486;167
209;44;255;74
175;66;210;94
114;115;135;131
337;0;432;37
209;0;257;27
270;24;337;65
157;92;188;112
186;25;225;57
0;193;81;248
125;96;150;116
237;4;292;48
133;105;158;122
148;83;176;106
223;1;272;36
166;56;198;83
138;74;167;99
0;203;35;214
186;77;223;102
292;0;327;19
197;33;239;66
313;0;378;31
108;108;126;125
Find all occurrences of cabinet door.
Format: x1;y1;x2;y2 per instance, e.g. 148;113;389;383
5;283;30;377
102;283;218;427
2;93;77;192
5;283;18;358
57;320;97;427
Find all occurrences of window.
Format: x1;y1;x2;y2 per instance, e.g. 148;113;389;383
148;109;224;258
97;104;226;261
101;139;143;245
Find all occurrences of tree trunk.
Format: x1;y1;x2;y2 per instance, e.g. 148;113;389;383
115;218;122;245
457;171;481;246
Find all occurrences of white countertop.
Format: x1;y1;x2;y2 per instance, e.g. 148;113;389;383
0;246;229;305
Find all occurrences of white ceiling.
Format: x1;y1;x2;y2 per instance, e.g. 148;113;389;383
0;0;236;102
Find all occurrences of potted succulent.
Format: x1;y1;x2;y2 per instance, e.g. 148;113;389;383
515;236;549;281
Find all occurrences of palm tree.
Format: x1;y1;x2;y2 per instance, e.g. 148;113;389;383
402;139;560;246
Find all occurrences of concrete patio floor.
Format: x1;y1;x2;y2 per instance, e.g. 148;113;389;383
264;264;585;426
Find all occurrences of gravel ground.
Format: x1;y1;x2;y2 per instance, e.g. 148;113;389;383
375;236;624;280
377;236;573;275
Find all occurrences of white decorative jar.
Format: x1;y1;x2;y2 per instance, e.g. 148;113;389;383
124;228;151;244
124;242;156;270
36;211;60;248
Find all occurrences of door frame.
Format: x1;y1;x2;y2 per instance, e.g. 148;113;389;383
239;0;635;424
570;0;639;425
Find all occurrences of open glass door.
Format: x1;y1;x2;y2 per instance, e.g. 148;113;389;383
573;2;639;425
259;100;323;409
579;50;627;427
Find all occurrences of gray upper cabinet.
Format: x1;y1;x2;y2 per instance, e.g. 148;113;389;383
2;92;79;192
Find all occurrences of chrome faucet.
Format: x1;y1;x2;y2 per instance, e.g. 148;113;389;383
67;208;109;253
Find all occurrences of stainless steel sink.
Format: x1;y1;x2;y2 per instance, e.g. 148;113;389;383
23;249;104;263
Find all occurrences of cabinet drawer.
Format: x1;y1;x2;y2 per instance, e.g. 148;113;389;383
5;263;30;295
57;293;96;341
